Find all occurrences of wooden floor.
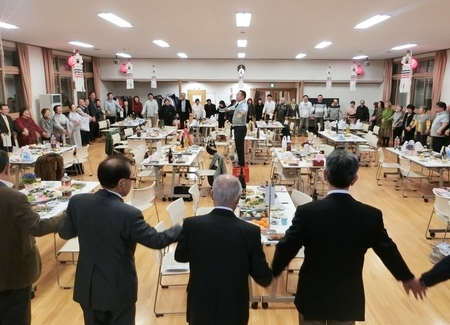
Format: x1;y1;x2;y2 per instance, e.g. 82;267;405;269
27;136;450;325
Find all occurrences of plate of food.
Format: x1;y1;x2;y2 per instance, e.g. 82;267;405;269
32;204;54;216
27;190;59;204
55;182;86;192
239;209;268;220
267;233;285;241
240;196;266;209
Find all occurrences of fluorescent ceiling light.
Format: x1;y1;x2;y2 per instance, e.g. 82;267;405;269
391;43;418;50
153;40;170;47
98;13;132;28
314;41;332;49
68;41;94;48
352;55;368;60
177;53;188;58
236;13;251;27
238;53;245;58
237;39;247;47
354;15;390;29
0;22;19;29
116;53;131;58
295;53;306;59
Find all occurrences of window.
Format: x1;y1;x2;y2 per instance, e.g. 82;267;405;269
0;46;25;114
391;57;434;108
53;53;95;111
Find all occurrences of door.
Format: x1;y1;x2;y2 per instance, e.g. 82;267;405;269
187;90;207;105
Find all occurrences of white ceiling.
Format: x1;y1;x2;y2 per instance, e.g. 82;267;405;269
0;0;449;60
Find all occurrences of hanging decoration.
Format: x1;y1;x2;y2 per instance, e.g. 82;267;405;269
356;65;364;75
411;58;418;70
326;66;332;89
72;50;85;92
120;63;127;73
68;55;75;67
126;60;134;89
399;50;413;93
151;65;157;88
350;62;357;91
237;64;245;89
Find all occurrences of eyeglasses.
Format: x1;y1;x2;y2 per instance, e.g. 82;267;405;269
126;177;137;182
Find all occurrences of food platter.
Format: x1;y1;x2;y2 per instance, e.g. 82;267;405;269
27;190;59;204
240;196;265;210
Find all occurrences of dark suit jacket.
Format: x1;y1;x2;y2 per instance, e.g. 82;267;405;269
271;193;414;321
421;254;450;287
175;208;272;325
58;189;182;312
0;114;22;150
176;99;192;116
0;182;63;291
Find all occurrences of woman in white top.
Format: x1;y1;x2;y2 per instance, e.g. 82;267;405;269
192;99;205;119
52;105;71;141
68;104;83;147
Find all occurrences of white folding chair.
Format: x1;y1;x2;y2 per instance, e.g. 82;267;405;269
373;125;380;136
166;198;186;227
425;190;450;240
128;181;159;222
291;189;313;207
396;156;427;197
75;145;93;177
376;148;400;186
56;237;79;289
62;149;76;175
188;184;214;216
153;221;189;318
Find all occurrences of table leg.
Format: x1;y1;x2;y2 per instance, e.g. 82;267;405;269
15;166;20;189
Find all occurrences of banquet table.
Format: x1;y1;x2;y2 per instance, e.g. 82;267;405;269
244;131;269;164
140;145;201;200
9;145;76;189
256;120;285;130
238;185;297;308
189;120;217;145
128;127;177;150
111;118;146;128
318;130;367;149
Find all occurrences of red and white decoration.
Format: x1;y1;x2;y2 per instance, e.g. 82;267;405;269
238;64;245;89
151;65;157;88
126;60;134;89
326;66;332;89
70;50;85;92
350;62;357;91
399;50;413;93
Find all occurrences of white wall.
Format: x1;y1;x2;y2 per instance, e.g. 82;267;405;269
99;59;385;83
440;49;450;104
27;45;46;120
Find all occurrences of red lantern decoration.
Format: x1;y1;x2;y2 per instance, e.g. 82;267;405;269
411;58;418;69
120;63;127;73
68;56;75;67
356;65;364;75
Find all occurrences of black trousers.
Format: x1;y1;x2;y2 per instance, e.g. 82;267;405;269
81;304;136;325
415;132;428;146
392;127;403;145
179;112;189;129
90;121;99;140
0;286;32;325
432;136;446;153
233;126;247;166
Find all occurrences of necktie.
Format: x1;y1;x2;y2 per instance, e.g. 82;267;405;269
3;115;11;135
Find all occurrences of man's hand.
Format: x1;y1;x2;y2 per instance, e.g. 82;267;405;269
445;129;450;136
62;129;67;135
42;132;50;138
22;128;29;136
403;278;426;300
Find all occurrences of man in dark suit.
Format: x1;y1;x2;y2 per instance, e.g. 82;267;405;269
0;150;64;325
204;99;216;118
59;155;182;325
175;174;272;325
176;92;192;129
87;91;99;141
271;149;425;325
420;254;450;288
355;99;370;123
0;103;27;151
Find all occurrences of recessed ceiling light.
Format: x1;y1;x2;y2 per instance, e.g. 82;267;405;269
354;15;390;29
295;53;307;59
314;41;332;49
237;39;247;48
236;13;251;27
238;53;246;58
391;43;418;50
116;53;131;58
153;40;170;47
68;41;94;48
177;53;188;58
352;55;368;60
0;22;19;29
98;13;132;28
